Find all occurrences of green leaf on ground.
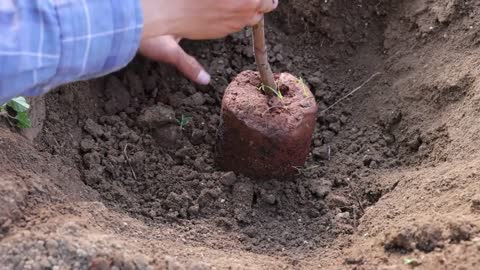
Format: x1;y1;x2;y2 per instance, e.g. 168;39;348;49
15;111;31;129
178;115;193;130
403;258;421;267
7;97;30;113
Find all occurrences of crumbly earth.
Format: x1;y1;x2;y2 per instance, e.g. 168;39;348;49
1;0;480;269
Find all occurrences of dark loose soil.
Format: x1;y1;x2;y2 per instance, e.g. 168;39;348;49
1;0;480;269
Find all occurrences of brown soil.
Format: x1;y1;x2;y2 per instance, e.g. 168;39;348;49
216;71;317;178
1;0;480;269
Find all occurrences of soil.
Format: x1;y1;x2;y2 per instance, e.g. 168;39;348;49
216;71;317;177
1;0;480;269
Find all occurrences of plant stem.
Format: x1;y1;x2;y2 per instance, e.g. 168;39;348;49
252;17;276;94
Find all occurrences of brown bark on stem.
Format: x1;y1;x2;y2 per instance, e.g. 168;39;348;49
252;17;276;94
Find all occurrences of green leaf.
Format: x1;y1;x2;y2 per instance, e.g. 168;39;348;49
403;258;421;267
15;111;31;129
7;97;30;113
299;78;309;97
178;115;193;130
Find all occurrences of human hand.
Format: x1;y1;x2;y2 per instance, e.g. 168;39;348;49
139;36;211;85
141;0;279;40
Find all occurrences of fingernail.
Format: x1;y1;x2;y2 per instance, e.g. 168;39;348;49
196;70;211;85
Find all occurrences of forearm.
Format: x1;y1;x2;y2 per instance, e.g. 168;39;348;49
0;0;144;104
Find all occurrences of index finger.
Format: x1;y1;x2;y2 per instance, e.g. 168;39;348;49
257;0;279;13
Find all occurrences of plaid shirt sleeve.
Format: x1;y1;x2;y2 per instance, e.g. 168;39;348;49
0;0;143;104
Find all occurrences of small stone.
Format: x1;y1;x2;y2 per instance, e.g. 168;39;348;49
383;134;395;145
137;104;176;128
84;119;104;137
310;185;330;199
128;133;140;143
187;92;206;106
407;136;422;151
326;194;349;208
325;114;338;123
188;204;200;217
336;212;350;220
193;158;210;172
329;122;341;133
175;147;194;159
152;125;182;148
273;44;283;53
344;257;364;265
263;193;276;205
322;130;336;143
80;139;95;153
313;146;330;161
83;151;101;169
84;167;104;185
219;172;237;186
308;76;323;89
191;129;206;145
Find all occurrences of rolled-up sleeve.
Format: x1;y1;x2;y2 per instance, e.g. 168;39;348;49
0;0;143;104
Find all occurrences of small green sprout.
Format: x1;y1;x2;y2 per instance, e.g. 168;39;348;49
0;97;31;129
403;258;421;267
258;83;283;100
298;77;309;97
177;115;193;130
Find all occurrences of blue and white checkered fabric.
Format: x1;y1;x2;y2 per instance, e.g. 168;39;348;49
0;0;143;104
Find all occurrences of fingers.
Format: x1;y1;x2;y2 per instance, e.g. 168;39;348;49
247;12;264;26
256;0;279;13
139;36;210;85
172;47;211;85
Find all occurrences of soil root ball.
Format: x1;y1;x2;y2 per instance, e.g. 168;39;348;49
215;70;318;178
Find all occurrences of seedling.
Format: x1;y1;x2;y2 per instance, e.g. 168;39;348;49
258;83;283;100
177;115;192;130
403;258;421;267
298;78;309;97
215;14;318;178
0;97;32;129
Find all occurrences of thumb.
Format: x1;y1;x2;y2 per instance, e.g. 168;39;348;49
171;46;211;85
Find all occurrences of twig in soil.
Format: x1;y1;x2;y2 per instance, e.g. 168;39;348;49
321;72;382;114
345;178;365;216
293;165;320;174
123;143;137;180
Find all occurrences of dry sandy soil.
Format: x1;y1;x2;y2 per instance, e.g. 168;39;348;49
1;0;480;269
